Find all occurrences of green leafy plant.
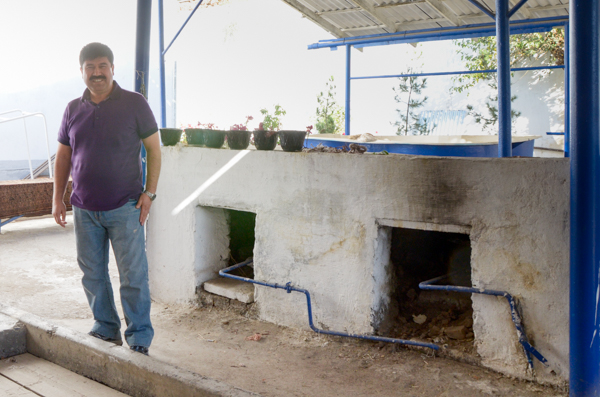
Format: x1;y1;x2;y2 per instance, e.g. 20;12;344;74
315;76;345;134
452;28;565;93
449;30;562;132
259;105;286;131
466;93;522;133
392;67;432;136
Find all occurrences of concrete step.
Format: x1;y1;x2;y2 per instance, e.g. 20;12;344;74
203;278;255;303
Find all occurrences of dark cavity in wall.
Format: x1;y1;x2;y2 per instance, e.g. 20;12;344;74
380;227;474;353
227;209;255;279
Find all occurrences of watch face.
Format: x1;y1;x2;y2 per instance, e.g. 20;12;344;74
145;191;156;201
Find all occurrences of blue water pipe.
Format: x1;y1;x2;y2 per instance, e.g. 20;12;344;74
419;274;548;372
219;258;439;350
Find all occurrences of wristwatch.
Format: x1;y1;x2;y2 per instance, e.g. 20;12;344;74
143;190;157;201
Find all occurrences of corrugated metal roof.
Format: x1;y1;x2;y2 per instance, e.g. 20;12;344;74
281;0;569;39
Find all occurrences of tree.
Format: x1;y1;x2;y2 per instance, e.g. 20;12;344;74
315;76;345;134
392;67;431;136
453;28;565;93
452;29;564;132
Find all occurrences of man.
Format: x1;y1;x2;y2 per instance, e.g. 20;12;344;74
52;42;161;355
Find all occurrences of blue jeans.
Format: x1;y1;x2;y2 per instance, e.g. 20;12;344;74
73;199;153;348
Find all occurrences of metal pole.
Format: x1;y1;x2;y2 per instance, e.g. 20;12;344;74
564;23;570;158
135;0;152;186
496;0;512;157
569;0;600;395
345;44;351;135
158;0;167;128
163;0;204;56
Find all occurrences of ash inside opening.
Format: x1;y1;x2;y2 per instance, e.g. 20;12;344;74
379;227;474;354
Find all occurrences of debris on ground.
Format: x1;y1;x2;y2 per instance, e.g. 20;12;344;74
304;143;367;154
245;333;263;341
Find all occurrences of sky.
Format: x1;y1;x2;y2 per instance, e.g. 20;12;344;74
0;0;564;161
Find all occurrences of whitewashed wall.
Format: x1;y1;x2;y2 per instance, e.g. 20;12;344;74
147;146;569;385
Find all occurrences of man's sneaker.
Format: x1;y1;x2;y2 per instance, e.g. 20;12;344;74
88;331;123;346
130;345;149;355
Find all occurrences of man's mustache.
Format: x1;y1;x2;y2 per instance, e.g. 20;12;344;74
90;76;106;80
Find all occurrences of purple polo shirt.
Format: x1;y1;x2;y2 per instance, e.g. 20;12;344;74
58;81;158;211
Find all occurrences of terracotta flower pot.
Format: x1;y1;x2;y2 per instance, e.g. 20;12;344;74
279;130;307;152
185;128;205;145
253;130;278;151
227;130;251;150
204;130;226;148
160;128;182;146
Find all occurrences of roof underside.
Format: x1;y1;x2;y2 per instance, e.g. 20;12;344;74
281;0;569;39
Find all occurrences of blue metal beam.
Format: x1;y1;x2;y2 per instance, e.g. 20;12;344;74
508;0;530;18
496;0;512;157
570;0;600;395
308;17;568;50
162;0;204;56
158;0;204;129
345;45;351;136
466;0;495;20
564;23;570;158
135;0;152;185
350;64;564;81
0;216;23;232
159;0;167;128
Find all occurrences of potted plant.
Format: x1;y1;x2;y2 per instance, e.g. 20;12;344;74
279;125;311;152
253;105;285;151
184;122;205;146
227;116;253;150
160;128;183;146
200;123;226;148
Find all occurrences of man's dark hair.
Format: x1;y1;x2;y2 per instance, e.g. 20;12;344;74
79;43;114;67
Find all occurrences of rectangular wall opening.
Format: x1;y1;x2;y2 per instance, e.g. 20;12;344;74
198;207;256;304
378;226;474;353
227;209;256;279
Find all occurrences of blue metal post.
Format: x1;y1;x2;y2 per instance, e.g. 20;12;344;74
496;0;512;157
135;0;152;185
570;0;600;395
345;44;351;135
564;23;570;158
158;0;167;128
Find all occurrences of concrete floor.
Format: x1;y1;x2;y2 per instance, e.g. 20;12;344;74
0;215;568;397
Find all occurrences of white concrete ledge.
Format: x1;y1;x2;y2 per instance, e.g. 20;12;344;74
0;304;259;397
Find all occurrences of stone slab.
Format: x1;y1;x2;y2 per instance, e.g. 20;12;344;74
0;313;26;359
203;278;255;304
0;353;128;396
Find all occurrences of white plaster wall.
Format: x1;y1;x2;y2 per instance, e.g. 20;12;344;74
147;145;569;385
